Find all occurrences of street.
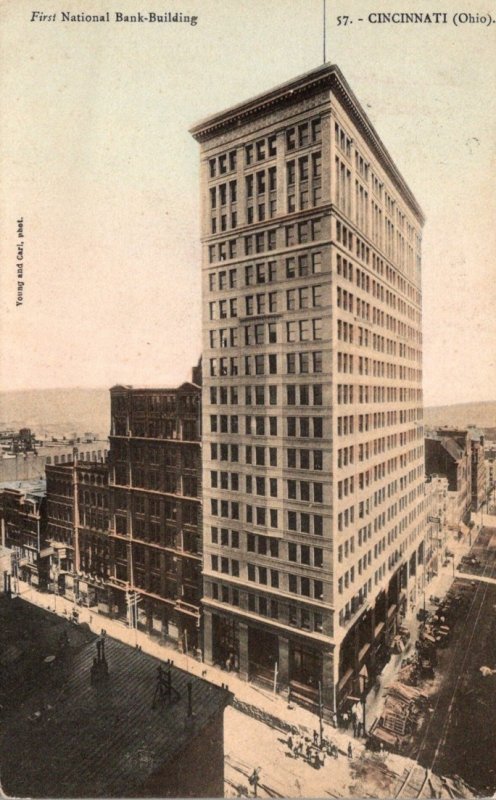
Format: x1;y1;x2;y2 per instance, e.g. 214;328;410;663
411;525;496;794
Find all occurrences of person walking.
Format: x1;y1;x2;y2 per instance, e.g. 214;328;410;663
348;742;353;759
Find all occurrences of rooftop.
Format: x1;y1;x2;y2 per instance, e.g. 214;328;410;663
0;598;231;798
190;62;424;224
0;477;47;499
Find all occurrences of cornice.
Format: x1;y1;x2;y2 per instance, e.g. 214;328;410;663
190;63;425;225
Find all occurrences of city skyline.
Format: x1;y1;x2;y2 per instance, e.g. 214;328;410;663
1;0;495;406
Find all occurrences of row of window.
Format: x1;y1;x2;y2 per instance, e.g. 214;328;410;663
208;253;323;294
209;470;326;505
209;582;325;633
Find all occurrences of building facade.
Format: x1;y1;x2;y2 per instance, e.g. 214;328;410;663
191;64;425;708
424;474;449;583
108;380;203;650
0;479;47;588
425;429;472;528
0;435;108;483
46;459;110;602
469;431;486;512
485;442;496;504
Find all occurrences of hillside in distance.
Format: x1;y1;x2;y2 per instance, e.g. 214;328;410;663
0;388;110;439
425;400;496;431
1;390;494;442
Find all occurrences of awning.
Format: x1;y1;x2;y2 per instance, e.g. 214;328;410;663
40;547;54;559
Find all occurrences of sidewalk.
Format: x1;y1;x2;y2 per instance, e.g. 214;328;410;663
15;581;331;736
366;526;476;727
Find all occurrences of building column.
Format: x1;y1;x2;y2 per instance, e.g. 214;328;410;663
203;608;214;665
238;621;249;681
278;636;290;689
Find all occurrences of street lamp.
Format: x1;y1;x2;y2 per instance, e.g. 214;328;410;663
358;665;368;736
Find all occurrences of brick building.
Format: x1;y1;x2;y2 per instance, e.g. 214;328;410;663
191;63;426;709
108;378;202;650
0;478;47;588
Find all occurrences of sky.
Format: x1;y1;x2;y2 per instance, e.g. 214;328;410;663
1;0;495;406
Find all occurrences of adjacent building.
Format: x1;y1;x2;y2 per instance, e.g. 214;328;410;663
108;378;202;651
0;434;108;483
42;374;204;654
485;441;496;501
424;474;449;582
468;429;486;512
191;63;425;709
425;429;472;529
0;478;48;589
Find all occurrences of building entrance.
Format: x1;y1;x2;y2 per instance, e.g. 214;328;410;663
248;627;278;682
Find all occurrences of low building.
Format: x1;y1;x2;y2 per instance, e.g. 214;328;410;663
0;599;231;798
424;474;449;582
0;478;48;589
425;429;472;528
0;435;108;483
45;460;111;604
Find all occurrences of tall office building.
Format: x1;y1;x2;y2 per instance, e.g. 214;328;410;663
191;64;425;709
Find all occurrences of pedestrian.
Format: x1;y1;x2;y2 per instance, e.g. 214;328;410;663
318;749;326;769
313;729;319;746
306;743;312;761
342;711;349;729
348;742;353;759
353;719;358;738
287;732;293;751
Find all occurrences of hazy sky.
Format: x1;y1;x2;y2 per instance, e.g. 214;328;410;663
1;0;495;406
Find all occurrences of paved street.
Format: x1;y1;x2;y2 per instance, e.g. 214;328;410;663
410;524;496;795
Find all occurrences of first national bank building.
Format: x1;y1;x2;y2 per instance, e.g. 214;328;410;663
190;64;425;711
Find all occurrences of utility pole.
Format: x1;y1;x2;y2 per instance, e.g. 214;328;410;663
72;448;80;605
273;661;278;695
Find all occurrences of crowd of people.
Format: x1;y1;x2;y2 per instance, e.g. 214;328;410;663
285;727;355;769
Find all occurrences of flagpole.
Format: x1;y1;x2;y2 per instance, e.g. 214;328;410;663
323;0;327;63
